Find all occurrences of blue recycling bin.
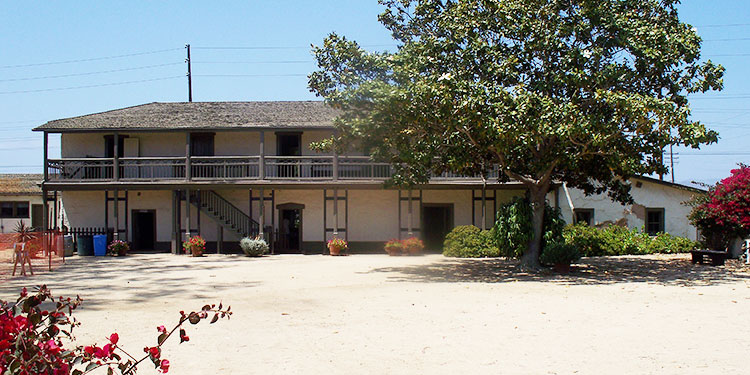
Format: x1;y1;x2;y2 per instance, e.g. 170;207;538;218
77;235;94;256
93;235;108;256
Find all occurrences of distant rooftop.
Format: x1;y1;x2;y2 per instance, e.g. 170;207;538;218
34;101;339;132
0;174;42;196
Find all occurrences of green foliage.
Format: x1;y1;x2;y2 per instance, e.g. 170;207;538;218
493;197;565;258
442;225;500;258
540;243;581;266
309;0;723;263
240;237;269;257
562;224;698;256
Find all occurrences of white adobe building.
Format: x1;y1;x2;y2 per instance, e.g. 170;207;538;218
33;102;703;253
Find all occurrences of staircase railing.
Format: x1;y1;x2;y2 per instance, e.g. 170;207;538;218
189;190;259;238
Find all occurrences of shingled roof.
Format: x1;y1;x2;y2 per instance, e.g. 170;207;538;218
0;174;43;196
34;101;340;132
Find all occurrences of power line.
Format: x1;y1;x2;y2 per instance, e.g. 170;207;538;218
0;75;183;95
695;23;750;28
192;44;397;50
193;74;307;77
0;48;183;69
193;60;312;64
0;62;183;83
704;37;750;42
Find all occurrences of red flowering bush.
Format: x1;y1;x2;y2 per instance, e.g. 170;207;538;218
0;285;231;375
689;164;750;249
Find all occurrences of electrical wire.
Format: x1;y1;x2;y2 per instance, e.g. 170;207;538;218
0;62;184;83
0;48;183;69
192;44;397;50
193;74;307;77
192;60;311;64
0;76;184;95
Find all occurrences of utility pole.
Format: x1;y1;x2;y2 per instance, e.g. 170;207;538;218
186;44;192;102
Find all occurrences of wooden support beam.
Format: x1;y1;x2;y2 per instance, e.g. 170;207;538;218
113;189;119;241
259;131;265;179
259;188;265;237
113;132;120;181
185;189;191;241
43;132;48;182
185;133;192;180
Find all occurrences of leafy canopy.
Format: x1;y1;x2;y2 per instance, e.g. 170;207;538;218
309;0;723;201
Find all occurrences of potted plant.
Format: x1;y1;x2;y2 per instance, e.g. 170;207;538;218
107;240;129;256
183;235;206;257
14;221;36;244
327;238;348;256
402;237;425;255
540;243;581;274
240;236;269;257
384;239;404;256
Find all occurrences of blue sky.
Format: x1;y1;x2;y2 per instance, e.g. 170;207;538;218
0;0;748;186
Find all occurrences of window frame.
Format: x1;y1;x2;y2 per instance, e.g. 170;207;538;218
573;208;595;226
0;201;31;219
645;207;665;235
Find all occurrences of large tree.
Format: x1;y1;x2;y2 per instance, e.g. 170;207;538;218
308;0;723;268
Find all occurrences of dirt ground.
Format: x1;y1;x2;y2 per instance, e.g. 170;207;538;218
1;253;749;375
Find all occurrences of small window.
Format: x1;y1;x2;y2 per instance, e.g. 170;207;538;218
646;208;665;235
0;201;30;218
574;209;594;226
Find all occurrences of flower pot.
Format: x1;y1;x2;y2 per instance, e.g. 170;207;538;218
117;247;127;257
329;246;341;256
190;245;203;257
553;262;571;274
385;248;401;256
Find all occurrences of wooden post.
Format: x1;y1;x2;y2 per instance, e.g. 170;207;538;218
53;191;58;230
217;223;223;254
333;189;338;236
259;188;265;238
196;190;201;236
104;191;109;241
42;187;48;254
185;189;191;241
270;190;275;254
398;190;402;240
171;191;178;254
259;131;265;179
333;149;339;181
113;189;119;241
185;133;192;180
43;132;49;182
124;190;129;242
407;189;413;236
481;183;487;230
113;132;120;181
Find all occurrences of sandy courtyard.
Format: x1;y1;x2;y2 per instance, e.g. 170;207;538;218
1;253;749;374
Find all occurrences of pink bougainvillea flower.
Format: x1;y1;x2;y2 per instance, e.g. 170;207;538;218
157;325;167;334
159;359;170;373
108;333;119;345
149;346;160;359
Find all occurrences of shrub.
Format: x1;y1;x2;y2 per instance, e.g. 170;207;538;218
401;237;424;255
562;224;698;256
443;225;500;258
240;237;269;257
493;197;565;258
688;164;750;249
107;240;130;256
540;242;581;265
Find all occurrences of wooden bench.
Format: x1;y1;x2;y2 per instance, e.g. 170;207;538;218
690;250;727;266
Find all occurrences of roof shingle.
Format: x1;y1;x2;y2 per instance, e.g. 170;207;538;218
34;101;339;132
0;174;43;195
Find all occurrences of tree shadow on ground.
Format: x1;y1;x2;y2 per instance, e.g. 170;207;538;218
0;254;268;309
368;255;750;286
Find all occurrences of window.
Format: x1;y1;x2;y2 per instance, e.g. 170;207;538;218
646;208;665;235
0;201;30;218
104;135;128;158
574;209;594;226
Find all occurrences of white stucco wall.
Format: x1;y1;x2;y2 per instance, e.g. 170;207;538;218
0;195;44;234
556;179;700;240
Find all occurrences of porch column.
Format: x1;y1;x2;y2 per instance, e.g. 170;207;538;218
481;184;487;230
407;189;413;236
113;132;120;181
333;150;339;181
185;189;191;241
333;189;338;236
42;187;48;267
259;131;265;179
113;189;119;241
185;133;192;180
171;191;178;254
259;188;265;238
43;132;48;182
196;190;201;236
53;191;58;230
104;191;109;240
217;223;223;254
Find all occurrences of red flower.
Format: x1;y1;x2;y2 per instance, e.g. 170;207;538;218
149;346;160;359
157;325;167;334
108;333;119;345
159;359;170;373
84;346;95;355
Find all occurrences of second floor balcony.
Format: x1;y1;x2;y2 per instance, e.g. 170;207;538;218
46;155;500;183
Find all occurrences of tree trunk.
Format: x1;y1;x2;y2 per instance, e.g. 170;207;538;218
520;187;547;269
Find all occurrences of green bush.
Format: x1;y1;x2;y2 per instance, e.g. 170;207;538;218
443;225;500;258
493;197;565;258
540;242;581;265
562;224;698;256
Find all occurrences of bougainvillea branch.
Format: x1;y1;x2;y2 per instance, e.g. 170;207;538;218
0;286;231;375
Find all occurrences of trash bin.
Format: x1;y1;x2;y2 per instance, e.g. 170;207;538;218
63;235;74;257
55;235;64;257
93;235;107;256
76;235;94;256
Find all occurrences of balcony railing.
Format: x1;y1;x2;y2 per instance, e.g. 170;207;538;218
46;155;498;182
